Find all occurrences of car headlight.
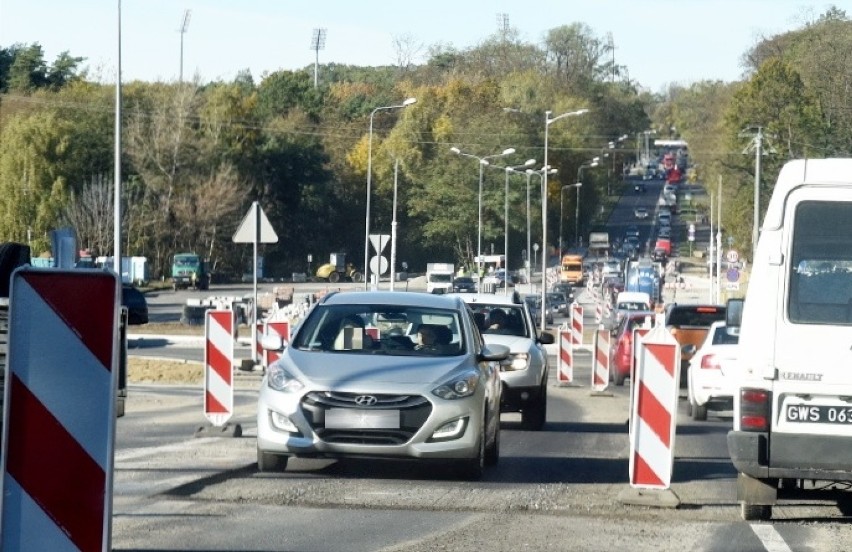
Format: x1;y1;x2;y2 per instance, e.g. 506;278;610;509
432;369;480;400
267;364;304;393
501;353;529;371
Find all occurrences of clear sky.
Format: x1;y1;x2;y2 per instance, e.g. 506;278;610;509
0;1;846;92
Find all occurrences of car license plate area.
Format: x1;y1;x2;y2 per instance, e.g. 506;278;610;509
325;408;400;429
785;404;852;424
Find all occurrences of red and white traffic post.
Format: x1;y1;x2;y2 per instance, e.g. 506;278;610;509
591;326;611;393
621;323;681;508
571;303;584;346
199;310;242;437
557;323;573;384
1;268;119;551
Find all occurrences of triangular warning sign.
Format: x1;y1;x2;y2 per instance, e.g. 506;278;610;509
233;202;278;244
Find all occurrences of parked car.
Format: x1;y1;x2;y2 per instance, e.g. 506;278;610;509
122;284;149;325
685;321;740;421
609;310;656;386
256;291;509;479
452;276;477;293
454;293;554;430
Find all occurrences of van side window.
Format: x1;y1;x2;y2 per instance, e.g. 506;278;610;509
788;201;852;324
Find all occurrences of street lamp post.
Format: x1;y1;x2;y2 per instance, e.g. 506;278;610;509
518;166;556;283
559;183;581;258
496;159;536;294
542;108;588;331
450;146;516;280
575;160;599;248
364;97;416;290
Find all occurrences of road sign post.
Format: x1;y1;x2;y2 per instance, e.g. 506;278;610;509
233;201;278;365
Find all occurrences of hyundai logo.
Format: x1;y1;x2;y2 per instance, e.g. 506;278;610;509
354;395;378;406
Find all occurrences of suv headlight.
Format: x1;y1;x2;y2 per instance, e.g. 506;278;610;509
267;364;304;393
432;369;480;400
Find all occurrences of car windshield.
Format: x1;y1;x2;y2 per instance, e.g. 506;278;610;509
467;304;529;338
291;304;465;356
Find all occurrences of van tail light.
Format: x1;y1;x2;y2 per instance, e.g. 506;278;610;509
740;388;772;432
700;354;721;370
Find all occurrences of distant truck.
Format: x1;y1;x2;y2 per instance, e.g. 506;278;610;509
171;252;210;291
426;263;455;294
588;232;610;257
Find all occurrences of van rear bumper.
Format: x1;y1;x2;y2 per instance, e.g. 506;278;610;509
728;430;852;481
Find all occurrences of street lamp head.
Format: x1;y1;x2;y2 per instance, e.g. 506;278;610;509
402;97;417;106
574;182;583;188
450;147;461;154
523;158;536;167
591;157;600;163
501;148;516;156
549;168;558;175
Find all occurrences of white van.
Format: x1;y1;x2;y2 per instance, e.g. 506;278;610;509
727;158;852;521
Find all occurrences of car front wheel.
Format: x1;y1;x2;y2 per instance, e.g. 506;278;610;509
456;420;485;480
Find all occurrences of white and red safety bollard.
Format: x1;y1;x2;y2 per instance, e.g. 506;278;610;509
557;325;573;384
571;303;584;346
628;324;681;489
592;327;611;392
204;310;235;427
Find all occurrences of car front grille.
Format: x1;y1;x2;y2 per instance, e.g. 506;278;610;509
302;391;432;445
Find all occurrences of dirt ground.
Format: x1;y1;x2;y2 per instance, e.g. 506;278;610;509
127;357;204;385
127;322;205;384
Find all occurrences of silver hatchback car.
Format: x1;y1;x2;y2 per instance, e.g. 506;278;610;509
450;293;554;430
257;291;508;479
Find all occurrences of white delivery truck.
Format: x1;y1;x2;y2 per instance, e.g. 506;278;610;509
426;263;455;294
727;158;852;521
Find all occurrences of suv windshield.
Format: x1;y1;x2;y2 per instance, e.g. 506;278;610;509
292;304;465;356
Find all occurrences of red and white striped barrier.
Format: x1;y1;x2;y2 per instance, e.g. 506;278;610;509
255;320;266;365
557;326;573;384
571;303;584;346
2;269;119;551
205;310;234;427
592;327;611;392
264;320;290;367
629;325;680;489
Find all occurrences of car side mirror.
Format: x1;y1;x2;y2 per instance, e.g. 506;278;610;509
726;298;743;329
260;333;286;351
538;331;555;345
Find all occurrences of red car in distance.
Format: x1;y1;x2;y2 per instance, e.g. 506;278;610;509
609;311;657;386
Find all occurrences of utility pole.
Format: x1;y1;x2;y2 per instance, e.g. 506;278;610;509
178;9;191;83
310;28;327;89
740;126;774;254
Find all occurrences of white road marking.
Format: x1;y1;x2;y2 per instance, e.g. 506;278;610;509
751;523;793;552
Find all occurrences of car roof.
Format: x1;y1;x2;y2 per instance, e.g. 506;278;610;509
448;292;520;306
321;291;464;310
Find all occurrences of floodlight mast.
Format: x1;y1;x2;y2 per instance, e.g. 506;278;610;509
179;9;191;83
310;28;327;89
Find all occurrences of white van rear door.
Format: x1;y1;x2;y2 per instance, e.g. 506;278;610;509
773;186;852;436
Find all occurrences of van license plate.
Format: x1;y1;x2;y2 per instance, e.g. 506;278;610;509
786;404;852;424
